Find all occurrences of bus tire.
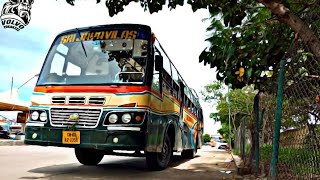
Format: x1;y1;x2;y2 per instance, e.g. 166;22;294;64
181;148;196;159
146;134;172;171
75;148;104;166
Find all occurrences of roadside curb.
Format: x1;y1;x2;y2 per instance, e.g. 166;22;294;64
0;140;25;146
230;152;252;176
230;152;243;168
230;152;267;179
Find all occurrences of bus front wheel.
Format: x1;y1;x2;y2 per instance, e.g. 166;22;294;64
75;148;104;165
146;134;172;171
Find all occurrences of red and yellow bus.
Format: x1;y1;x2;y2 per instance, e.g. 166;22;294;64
24;24;204;170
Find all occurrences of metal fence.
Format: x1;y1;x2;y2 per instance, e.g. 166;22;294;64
235;3;320;179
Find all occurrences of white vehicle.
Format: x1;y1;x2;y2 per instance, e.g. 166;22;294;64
210;137;228;149
215;139;228;149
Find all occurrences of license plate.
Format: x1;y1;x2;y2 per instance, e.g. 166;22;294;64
62;131;80;144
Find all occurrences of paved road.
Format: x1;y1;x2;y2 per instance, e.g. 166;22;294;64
0;145;241;180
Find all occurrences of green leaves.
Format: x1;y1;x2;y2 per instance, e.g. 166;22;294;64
199;2;293;90
201;81;226;105
203;83;257;139
203;134;211;143
207;19;224;32
246;67;253;79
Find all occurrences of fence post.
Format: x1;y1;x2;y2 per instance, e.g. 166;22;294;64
254;92;260;175
241;118;246;160
270;58;286;179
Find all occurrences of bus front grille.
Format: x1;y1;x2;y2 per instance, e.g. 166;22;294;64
50;108;101;128
68;97;86;105
89;97;106;105
51;96;66;104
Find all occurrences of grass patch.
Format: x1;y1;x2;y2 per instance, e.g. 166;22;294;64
260;144;320;176
233;148;240;155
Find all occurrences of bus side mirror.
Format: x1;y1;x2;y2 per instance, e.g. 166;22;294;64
155;55;163;72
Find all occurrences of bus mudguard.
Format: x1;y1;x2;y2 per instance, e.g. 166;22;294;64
145;112;181;153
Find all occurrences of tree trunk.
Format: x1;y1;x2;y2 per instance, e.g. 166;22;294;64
246;128;256;170
259;0;320;60
232;114;237;132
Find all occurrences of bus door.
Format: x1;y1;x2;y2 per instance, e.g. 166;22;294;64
178;81;188;149
179;81;185;129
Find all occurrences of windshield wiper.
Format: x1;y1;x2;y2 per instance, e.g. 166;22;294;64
76;28;87;57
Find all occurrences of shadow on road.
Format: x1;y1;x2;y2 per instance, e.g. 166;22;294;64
23;153;239;180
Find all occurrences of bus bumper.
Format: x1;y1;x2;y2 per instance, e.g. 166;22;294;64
24;126;145;150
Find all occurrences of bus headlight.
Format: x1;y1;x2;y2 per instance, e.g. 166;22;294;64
39;112;47;122
121;113;131;123
31;111;39;121
109;114;118;123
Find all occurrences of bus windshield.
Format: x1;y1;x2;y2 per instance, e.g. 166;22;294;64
37;29;149;86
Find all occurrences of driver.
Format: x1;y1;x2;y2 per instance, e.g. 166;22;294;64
118;57;144;82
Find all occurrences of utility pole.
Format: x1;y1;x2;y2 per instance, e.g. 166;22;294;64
227;84;232;151
10;77;13;99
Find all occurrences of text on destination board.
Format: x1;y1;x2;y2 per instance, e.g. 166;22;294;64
60;30;138;44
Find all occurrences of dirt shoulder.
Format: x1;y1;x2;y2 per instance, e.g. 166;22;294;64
162;146;244;180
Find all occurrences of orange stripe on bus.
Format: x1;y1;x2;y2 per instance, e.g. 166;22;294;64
183;107;199;120
34;85;150;93
31;101;40;106
150;89;162;99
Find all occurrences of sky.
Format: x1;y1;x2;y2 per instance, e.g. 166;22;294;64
0;0;221;135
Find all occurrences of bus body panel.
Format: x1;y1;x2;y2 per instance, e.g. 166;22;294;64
145;88;183;153
26;86;151;151
25;127;144;150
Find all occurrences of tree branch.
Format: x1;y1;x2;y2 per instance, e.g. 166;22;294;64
258;0;320;60
306;75;320;80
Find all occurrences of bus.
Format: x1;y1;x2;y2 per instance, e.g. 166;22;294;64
24;24;204;170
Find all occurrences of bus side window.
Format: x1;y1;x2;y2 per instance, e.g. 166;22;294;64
172;81;179;99
171;65;180;96
173;90;177;99
188;99;192;110
152;51;161;93
184;95;188;107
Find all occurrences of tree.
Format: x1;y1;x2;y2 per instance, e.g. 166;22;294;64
200;81;226;106
202;82;256;139
65;0;320;90
202;82;257;166
203;133;211;143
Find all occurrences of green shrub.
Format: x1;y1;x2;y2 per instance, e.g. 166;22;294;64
259;144;320;176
